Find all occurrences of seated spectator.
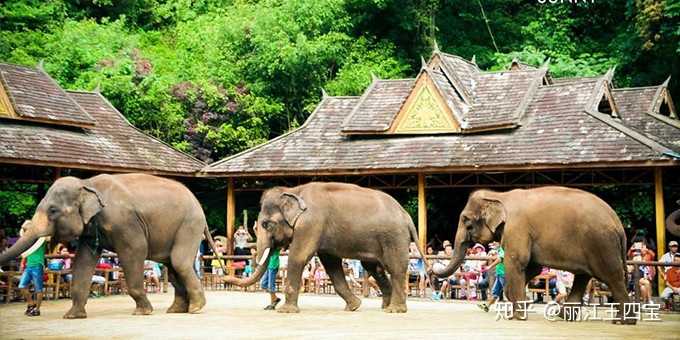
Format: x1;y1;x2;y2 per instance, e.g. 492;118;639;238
627;251;653;304
661;253;680;310
661;240;679;272
343;260;361;289
554;269;574;304
233;225;253;272
459;244;485;301
627;240;656;280
144;260;161;293
211;241;227;276
313;258;327;294
407;242;427;298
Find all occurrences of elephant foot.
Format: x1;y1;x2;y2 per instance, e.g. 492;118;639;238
166;300;189;313
511;314;528;321
188;294;207;314
384;304;407;313
381;296;391;309
344;298;361;312
277;304;300;313
613;318;637;325
63;308;87;319
133;306;153;315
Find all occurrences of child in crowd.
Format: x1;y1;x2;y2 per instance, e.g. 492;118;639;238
478;242;504;312
17;225;47;317
554;269;574;303
262;248;281;310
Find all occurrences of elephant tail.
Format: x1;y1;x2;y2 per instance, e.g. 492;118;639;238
619;228;628;281
204;225;229;275
407;218;430;272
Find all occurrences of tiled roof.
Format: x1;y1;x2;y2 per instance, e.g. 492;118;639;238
340;79;414;132
613;87;680;151
0;63;204;175
463;69;543;128
0;63;95;127
205;79;676;176
341;53;549;134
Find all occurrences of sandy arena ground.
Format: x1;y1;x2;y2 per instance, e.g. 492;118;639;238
1;290;679;339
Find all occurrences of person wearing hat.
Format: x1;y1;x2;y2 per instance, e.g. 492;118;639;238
17;221;48;317
661;240;679;277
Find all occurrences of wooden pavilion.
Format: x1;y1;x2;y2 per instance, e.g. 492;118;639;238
202;50;680;288
0;62;204;186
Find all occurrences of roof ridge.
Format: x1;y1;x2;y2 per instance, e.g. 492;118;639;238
326;95;362;99
543;79;600;87
584;108;675;156
35;65;96;124
478;69;544;75
437;52;480;70
612;85;661;91
435;54;473;104
374;78;416;83
83;91;205;167
341;76;383;131
514;68;546;123
418;66;465;127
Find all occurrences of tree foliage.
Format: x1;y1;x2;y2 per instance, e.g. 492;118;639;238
1;0;678;235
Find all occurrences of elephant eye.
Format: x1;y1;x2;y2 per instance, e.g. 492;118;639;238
262;221;273;230
48;206;59;216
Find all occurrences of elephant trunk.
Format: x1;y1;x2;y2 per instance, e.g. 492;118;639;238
222;247;272;287
666;208;680;237
0;212;52;265
433;224;471;278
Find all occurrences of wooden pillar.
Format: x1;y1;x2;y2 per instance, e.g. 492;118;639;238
417;173;427;251
226;178;236;276
226;178;236;256
654;168;666;292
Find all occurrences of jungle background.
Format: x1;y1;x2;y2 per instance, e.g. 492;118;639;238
1;0;679;242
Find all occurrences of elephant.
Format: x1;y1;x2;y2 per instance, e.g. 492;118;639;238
432;186;635;324
223;182;427;313
666;200;680;237
0;173;224;319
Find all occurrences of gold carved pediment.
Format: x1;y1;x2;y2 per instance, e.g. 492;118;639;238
391;73;459;134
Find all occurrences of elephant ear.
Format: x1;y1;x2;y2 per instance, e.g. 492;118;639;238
279;192;307;228
80;186;105;225
481;198;506;234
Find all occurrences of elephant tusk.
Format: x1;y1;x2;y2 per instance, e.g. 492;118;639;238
258;247;271;266
20;237;46;258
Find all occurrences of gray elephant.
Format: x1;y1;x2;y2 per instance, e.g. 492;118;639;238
432;186;635;324
223;182;426;313
0;174;224;318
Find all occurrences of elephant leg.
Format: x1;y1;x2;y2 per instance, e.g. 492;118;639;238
318;253;361;311
119;253;153;315
170;228;205;313
566;274;590;303
598;271;635;325
504;261;529;320
362;261;392;309
166;267;189;313
382;250;409;313
63;245;100;319
278;243;316;313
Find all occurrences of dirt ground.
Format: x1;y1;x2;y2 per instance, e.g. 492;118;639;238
1;290;679;339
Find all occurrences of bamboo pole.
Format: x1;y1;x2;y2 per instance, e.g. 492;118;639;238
417;174;427;251
654;168;666;292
